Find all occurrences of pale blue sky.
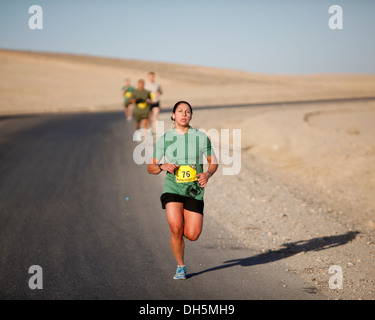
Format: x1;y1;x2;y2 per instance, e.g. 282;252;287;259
0;0;374;74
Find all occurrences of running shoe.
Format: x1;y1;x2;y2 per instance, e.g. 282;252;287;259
173;265;187;280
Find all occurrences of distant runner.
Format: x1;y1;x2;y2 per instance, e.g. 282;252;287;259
147;101;218;280
121;78;134;121
129;79;151;137
145;72;162;134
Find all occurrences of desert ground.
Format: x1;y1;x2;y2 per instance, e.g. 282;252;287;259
1;49;375;299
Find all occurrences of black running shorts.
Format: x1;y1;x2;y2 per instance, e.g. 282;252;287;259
150;102;160;110
160;193;204;215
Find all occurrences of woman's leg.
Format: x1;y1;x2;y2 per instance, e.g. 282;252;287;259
135;120;140;130
141;118;149;137
152;107;160;133
166;202;185;266
128;103;133;119
183;209;203;241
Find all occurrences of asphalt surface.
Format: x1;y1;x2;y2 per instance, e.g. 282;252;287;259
0;111;326;300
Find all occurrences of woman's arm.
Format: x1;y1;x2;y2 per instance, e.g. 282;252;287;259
196;154;218;188
147;158;179;175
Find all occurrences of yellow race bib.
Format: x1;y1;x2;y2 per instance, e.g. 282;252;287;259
125;92;132;98
138;102;148;109
174;165;197;183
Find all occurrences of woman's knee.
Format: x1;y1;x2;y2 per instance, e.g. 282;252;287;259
166;203;184;238
184;229;201;241
169;225;184;238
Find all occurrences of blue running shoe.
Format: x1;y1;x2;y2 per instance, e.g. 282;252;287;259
173;265;187;280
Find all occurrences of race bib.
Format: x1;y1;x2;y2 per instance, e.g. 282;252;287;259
174;165;197;183
138;102;148;109
125;92;132;98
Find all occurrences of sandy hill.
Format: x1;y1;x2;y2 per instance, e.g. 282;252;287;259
1;49;375;115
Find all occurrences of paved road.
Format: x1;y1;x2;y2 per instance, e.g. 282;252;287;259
0;111;325;300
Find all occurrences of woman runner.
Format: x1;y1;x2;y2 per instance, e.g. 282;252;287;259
147;101;218;279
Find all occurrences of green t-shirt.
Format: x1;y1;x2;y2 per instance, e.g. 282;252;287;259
121;86;134;102
131;89;151;107
131;89;151;121
153;127;213;200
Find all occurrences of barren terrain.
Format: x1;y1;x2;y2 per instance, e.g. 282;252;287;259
1;49;375;299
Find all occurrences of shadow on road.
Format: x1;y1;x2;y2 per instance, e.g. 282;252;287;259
188;231;360;278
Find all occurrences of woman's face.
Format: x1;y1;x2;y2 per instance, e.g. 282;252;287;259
173;103;192;127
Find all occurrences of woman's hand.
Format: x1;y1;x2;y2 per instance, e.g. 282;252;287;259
147;159;179;175
162;163;180;174
196;172;210;188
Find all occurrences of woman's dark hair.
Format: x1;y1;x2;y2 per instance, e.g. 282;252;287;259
171;101;193;120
